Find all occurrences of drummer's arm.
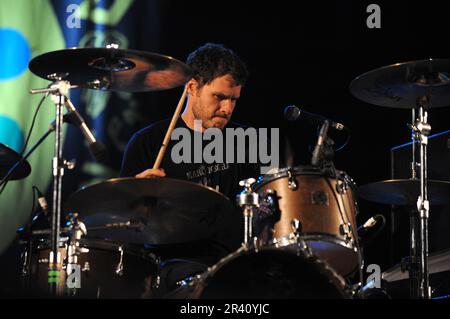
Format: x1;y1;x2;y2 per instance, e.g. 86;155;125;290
120;132;165;178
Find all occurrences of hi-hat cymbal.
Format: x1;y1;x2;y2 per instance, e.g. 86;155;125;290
358;179;450;206
63;177;238;245
29;48;192;92
382;248;450;283
0;143;31;181
350;59;450;108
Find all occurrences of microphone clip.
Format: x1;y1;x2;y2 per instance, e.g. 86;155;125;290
311;121;336;174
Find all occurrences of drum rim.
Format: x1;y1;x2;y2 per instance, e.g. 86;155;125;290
253;166;355;190
78;238;157;260
272;233;358;252
30;237;156;261
188;245;354;299
253;166;321;189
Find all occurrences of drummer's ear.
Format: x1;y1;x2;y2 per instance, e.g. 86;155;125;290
186;79;199;95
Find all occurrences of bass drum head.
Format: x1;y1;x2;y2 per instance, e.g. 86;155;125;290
174;248;351;299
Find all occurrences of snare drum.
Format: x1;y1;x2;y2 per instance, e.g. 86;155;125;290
252;166;360;276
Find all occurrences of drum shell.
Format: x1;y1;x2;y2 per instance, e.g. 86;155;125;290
255;171;358;241
253;167;360;276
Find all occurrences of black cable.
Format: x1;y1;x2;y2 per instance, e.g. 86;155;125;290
20;95;47;156
313;124;351;153
335;130;351;152
0;180;7;194
0;95;47;194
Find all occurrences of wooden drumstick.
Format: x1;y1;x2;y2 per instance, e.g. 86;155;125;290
153;86;188;169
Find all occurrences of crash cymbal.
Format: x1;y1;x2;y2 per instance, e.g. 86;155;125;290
63;177;238;245
29;47;192;92
0;143;31;181
358;179;450;206
350;59;450;108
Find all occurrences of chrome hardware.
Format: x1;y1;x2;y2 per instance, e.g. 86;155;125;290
339;222;353;241
287;169;298;190
291;218;302;235
237;178;260;247
115;246;124;276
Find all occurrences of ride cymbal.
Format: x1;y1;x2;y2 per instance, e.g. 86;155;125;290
358;179;450;206
350;59;450;108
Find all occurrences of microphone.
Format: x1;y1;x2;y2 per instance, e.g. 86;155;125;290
284;105;346;131
357;214;386;237
64;99;107;161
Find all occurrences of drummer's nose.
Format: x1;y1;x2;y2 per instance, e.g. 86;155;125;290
219;99;236;117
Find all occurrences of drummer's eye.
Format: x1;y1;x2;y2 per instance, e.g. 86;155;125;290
213;94;226;101
213;94;238;102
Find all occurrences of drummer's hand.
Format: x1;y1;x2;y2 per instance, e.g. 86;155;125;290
135;168;166;179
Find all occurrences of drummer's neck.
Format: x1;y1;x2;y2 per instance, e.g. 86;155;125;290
181;104;204;132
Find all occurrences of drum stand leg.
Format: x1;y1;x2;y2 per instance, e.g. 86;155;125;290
409;103;431;299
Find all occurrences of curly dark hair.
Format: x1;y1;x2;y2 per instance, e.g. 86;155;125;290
186;43;248;87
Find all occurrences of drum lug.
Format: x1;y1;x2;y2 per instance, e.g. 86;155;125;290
339;223;353;242
152;256;162;289
287;169;298;190
82;262;90;272
336;179;348;194
115;246;124;276
291;218;302;235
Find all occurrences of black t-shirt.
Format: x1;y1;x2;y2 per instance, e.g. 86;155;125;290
120;118;260;198
120;117;260;256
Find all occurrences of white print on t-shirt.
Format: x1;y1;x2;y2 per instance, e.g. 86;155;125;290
185;163;230;180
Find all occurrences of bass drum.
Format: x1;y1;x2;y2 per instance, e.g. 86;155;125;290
167;247;352;299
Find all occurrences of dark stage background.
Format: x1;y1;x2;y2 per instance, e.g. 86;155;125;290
138;0;450;271
1;0;450;293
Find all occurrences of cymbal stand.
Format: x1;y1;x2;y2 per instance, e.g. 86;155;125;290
409;101;432;299
406;108;419;298
30;79;73;296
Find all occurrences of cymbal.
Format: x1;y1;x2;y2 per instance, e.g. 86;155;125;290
29;48;192;92
0;143;31;181
382;248;450;282
350;59;450;108
358;179;450;206
63;177;238;245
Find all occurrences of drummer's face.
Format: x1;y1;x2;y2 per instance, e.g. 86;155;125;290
190;74;241;130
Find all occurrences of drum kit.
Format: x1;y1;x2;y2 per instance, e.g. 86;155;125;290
1;47;450;299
